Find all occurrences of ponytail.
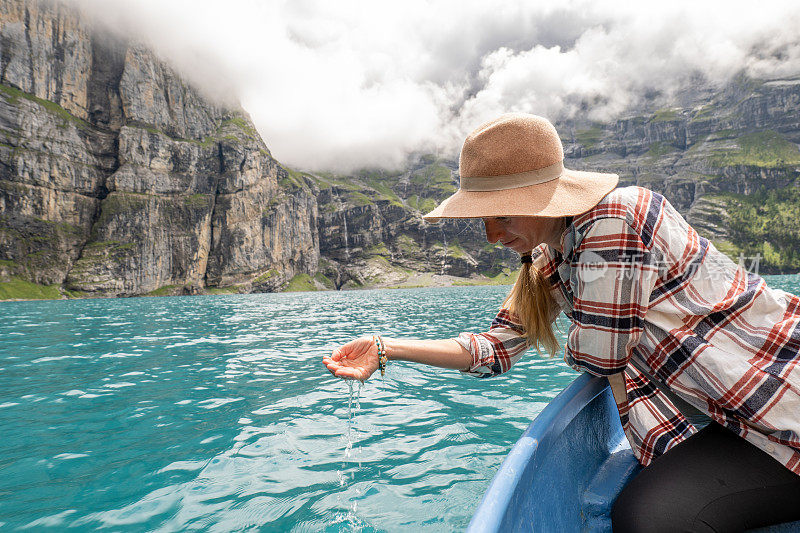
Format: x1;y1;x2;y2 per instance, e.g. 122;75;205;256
503;261;559;355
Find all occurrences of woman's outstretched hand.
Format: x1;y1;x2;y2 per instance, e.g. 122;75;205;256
323;337;379;381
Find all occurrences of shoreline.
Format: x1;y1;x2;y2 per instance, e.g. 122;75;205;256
3;271;800;303
0;271;518;302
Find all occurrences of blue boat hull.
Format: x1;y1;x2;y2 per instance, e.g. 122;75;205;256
468;373;800;532
467;373;639;532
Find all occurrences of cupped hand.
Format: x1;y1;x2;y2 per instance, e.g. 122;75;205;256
323;336;379;381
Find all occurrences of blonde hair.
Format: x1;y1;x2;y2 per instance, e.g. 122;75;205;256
503;262;559;355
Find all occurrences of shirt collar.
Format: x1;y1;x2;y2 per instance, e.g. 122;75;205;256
559;216;577;259
553;216;577;298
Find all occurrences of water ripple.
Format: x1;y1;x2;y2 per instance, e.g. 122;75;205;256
14;281;797;530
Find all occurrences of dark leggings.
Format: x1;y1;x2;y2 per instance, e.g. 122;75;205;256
611;423;800;532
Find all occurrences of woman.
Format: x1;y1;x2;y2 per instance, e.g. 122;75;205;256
322;114;800;531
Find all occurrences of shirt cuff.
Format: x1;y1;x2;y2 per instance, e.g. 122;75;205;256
454;332;496;377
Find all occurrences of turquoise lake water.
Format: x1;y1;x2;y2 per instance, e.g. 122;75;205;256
2;276;799;531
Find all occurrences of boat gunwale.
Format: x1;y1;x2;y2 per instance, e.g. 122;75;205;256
466;373;609;532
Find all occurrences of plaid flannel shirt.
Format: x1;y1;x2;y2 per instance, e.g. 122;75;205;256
455;186;800;471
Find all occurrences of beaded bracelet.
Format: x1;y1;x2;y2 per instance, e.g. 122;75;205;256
373;335;387;377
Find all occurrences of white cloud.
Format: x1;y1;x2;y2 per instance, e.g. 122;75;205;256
74;0;800;172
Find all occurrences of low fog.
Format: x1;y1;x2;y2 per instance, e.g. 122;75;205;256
76;0;800;172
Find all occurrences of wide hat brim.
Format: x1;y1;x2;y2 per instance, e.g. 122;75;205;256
422;168;618;221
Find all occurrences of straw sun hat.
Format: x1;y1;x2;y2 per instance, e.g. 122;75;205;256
423;113;618;221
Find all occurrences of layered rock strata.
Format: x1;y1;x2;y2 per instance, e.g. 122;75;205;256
0;0;317;297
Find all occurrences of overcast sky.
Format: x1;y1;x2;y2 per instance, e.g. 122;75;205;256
76;0;800;172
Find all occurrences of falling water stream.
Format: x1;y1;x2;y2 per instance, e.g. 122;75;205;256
439;227;448;275
335;380;365;528
342;212;350;261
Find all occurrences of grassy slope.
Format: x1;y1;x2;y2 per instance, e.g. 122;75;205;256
709;130;800;168
0;277;65;300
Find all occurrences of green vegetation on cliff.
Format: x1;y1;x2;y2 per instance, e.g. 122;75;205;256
0;83;92;130
314;272;335;289
452;268;519;286
280;168;310;190
95;193;150;230
367;243;390;256
146;285;179;296
709;187;800;273
219;116;259;139
0;277;62;300
406;195;438;213
447;242;467;260
283;157;456;221
253;269;279;284
575;125;604;148
650;109;680;123
690;103;716;122
283;273;317;292
304;169;404;208
409;162;456;198
646;141;680;159
709;130;800;168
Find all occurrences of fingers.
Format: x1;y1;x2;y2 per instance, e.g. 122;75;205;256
334;366;365;380
323;355;340;371
330;346;345;362
330;337;372;362
323;356;353;377
322;356;338;377
330;342;356;362
322;355;368;381
325;343;345;367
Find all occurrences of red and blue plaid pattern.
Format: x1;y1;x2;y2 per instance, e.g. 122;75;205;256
456;186;800;472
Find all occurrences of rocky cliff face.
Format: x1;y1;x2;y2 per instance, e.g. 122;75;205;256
308;160;516;290
0;0;317;297
555;75;800;272
306;75;800;282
